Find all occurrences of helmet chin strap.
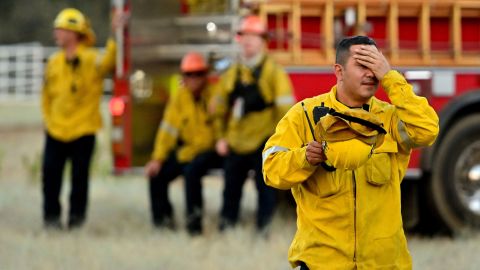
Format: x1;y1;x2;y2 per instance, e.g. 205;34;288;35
327;108;387;135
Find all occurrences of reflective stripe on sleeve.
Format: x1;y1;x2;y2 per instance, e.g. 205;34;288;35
160;121;178;138
397;120;418;149
275;95;295;106
95;54;102;67
262;145;289;164
214;95;225;104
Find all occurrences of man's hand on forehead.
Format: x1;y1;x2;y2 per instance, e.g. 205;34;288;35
352;45;391;80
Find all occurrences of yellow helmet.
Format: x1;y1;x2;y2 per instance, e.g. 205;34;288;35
315;108;386;170
322;139;374;170
53;8;96;46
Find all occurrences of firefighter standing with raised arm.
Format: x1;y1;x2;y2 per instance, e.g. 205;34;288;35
41;8;125;230
145;52;222;235
212;15;294;233
263;36;439;269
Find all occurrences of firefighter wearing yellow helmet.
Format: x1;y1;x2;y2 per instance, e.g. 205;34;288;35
211;15;295;233
145;52;222;235
263;36;439;269
40;8;126;230
53;8;96;46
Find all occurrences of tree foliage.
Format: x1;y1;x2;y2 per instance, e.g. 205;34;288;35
0;0;110;46
0;0;184;46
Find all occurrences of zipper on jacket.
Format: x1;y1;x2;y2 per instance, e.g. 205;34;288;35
352;171;357;263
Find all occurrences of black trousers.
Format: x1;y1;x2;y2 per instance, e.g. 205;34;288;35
42;133;95;224
220;145;276;228
149;151;223;225
184;151;223;219
149;153;184;224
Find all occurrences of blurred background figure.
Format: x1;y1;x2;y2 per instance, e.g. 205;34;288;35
211;15;294;234
41;8;125;230
145;52;222;236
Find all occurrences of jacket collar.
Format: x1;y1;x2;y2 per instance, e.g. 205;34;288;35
328;85;385;113
60;43;86;61
240;51;266;69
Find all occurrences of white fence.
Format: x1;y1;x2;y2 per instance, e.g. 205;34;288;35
0;44;113;101
0;43;56;100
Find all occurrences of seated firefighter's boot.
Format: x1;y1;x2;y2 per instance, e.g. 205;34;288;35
186;209;202;236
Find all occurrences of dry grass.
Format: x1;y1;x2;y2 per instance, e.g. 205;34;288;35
0;100;479;270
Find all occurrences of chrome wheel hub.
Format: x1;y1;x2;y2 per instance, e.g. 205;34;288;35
455;141;480;215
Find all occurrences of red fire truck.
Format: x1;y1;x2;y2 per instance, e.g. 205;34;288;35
110;0;480;233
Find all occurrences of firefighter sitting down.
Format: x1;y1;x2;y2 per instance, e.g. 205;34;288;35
145;52;222;236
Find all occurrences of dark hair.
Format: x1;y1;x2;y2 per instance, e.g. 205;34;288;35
335;36;377;66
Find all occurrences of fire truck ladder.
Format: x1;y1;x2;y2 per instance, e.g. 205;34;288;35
255;0;480;67
131;14;240;64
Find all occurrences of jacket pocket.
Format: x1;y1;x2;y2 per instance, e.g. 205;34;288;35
309;168;342;198
366;137;398;186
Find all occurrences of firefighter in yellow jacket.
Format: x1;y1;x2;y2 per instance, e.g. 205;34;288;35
41;8;125;229
263;36;439;269
145;52;222;235
212;15;294;232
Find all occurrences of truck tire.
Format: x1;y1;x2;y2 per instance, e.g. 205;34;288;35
431;114;480;232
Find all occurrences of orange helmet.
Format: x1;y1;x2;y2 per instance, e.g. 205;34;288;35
180;52;208;73
237;15;267;36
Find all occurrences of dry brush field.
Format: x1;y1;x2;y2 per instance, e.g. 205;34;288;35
0;101;479;270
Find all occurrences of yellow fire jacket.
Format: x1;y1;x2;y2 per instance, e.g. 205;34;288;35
212;55;294;154
263;70;439;269
41;39;116;142
151;85;216;163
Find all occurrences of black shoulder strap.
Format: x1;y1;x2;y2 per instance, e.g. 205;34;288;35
328;108;387;134
252;56;266;81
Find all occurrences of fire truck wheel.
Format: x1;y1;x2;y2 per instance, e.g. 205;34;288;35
431;114;480;233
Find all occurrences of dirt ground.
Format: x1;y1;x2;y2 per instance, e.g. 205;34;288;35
0;101;479;270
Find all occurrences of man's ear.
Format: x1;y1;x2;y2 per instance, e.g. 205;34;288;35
334;64;343;81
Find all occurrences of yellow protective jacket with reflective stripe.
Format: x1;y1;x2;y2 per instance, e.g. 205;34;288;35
152;85;216;163
41;39;116;142
212;55;294;154
263;70;439;270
